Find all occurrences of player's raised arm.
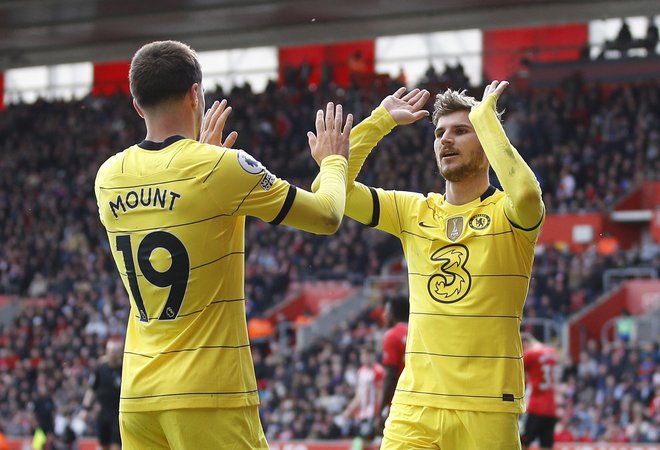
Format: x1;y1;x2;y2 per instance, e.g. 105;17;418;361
311;87;430;193
468;80;544;230
276;102;352;234
308;88;429;226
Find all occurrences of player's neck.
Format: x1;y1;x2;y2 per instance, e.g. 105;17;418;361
143;111;196;143
444;176;490;206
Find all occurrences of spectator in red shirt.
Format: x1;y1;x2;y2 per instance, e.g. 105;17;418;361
520;332;560;450
379;294;409;430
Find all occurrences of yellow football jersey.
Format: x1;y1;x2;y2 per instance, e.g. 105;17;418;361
95;136;301;412
359;185;541;413
340;101;544;414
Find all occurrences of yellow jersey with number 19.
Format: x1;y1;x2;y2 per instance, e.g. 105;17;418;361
96;136;303;412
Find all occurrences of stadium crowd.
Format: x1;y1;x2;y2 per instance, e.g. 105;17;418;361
0;70;658;444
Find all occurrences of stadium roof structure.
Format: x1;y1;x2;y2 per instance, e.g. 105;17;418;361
1;0;659;70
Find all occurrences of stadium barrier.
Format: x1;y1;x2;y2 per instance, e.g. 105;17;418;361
5;438;660;450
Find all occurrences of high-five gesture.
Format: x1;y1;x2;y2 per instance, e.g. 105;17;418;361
381;87;430;125
199;99;239;148
307;102;353;165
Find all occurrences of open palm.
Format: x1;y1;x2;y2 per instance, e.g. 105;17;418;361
380;87;431;125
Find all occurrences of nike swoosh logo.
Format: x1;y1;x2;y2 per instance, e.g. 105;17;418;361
418;221;439;229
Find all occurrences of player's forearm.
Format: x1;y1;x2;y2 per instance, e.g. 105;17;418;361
281;155;348;234
311;106;397;192
469;96;543;228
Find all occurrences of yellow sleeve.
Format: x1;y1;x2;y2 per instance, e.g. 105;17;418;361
345;181;378;226
311;106;397;192
278;155;348;234
346;182;424;238
200;148;345;234
469;94;544;230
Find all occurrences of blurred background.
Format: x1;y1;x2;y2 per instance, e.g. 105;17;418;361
1;1;659;449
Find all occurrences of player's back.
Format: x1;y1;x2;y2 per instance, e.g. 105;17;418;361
95;137;287;412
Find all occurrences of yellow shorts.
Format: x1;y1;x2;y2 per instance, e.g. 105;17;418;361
381;403;521;450
119;406;268;450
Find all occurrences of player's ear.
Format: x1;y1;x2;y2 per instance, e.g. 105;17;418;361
133;98;145;119
190;83;200;107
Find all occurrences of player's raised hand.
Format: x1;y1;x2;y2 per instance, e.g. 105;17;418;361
380;87;430;125
481;80;509;102
199;99;239;148
307;102;353;166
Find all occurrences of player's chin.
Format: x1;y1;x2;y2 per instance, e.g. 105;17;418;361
439;161;459;180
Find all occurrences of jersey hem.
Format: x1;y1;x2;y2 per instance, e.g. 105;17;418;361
119;393;259;412
392;393;524;414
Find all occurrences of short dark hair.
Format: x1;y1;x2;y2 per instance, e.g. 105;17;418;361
386;294;409;323
129;40;203;109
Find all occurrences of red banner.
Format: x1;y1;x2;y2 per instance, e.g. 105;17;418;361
278;40;374;88
483;23;587;81
569;280;660;359
538;212;603;251
93;61;131;96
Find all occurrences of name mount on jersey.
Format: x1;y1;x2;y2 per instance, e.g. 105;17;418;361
108;187;181;218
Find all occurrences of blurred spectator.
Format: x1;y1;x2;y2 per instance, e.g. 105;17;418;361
339;347;383;440
614;20;633;55
615;309;636;343
32;382;55;449
644;17;659;55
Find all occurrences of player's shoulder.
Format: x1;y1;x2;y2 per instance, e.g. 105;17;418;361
172;141;230;165
95;148;132;185
386;189;429;211
190;144;266;175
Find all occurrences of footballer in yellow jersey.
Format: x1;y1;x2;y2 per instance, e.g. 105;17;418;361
96;138;349;412
95;40;352;450
313;82;544;449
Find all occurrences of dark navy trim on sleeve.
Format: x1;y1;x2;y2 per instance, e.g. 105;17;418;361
367;187;380;227
505;206;545;231
269;185;297;225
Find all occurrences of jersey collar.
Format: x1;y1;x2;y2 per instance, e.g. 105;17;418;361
480;185;497;201
138;135;186;151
